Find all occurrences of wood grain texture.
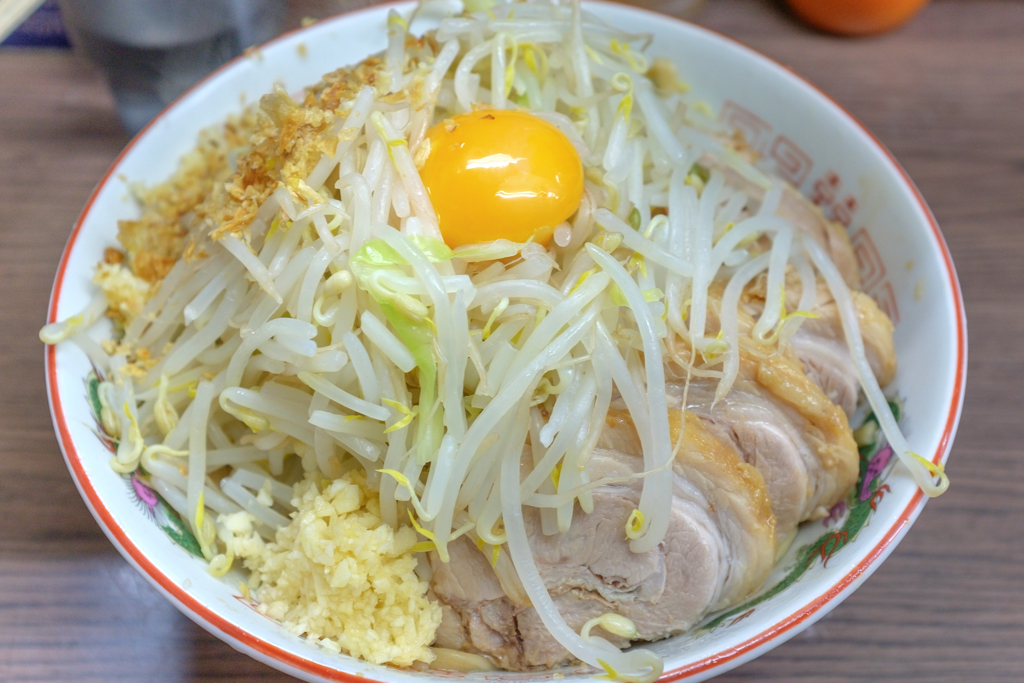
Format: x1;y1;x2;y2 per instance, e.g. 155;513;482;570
1;1;1021;681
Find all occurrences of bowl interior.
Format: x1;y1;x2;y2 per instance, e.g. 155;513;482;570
46;3;966;682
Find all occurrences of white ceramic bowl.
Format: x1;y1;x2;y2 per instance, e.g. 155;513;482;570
45;2;967;681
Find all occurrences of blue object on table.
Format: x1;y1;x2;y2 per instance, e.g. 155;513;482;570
2;1;71;48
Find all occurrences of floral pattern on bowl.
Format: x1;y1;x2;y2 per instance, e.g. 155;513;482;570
83;368;204;559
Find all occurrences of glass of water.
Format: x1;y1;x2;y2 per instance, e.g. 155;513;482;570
57;0;284;135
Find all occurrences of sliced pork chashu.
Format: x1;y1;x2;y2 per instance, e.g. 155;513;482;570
789;283;897;414
698;151;861;290
743;272;897;416
689;268;895;422
671;347;859;538
430;411;775;670
679;161;896;416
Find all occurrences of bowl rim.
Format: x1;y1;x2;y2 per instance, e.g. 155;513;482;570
44;1;968;681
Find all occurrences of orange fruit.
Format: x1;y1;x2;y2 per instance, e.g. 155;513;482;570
786;0;931;36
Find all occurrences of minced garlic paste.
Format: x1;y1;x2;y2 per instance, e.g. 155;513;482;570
219;469;441;666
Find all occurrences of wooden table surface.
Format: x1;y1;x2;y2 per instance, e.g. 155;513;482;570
2;1;1022;681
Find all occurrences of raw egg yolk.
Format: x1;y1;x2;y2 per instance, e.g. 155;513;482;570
419;109;585;248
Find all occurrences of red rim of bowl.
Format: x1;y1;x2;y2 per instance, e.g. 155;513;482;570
45;2;967;681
